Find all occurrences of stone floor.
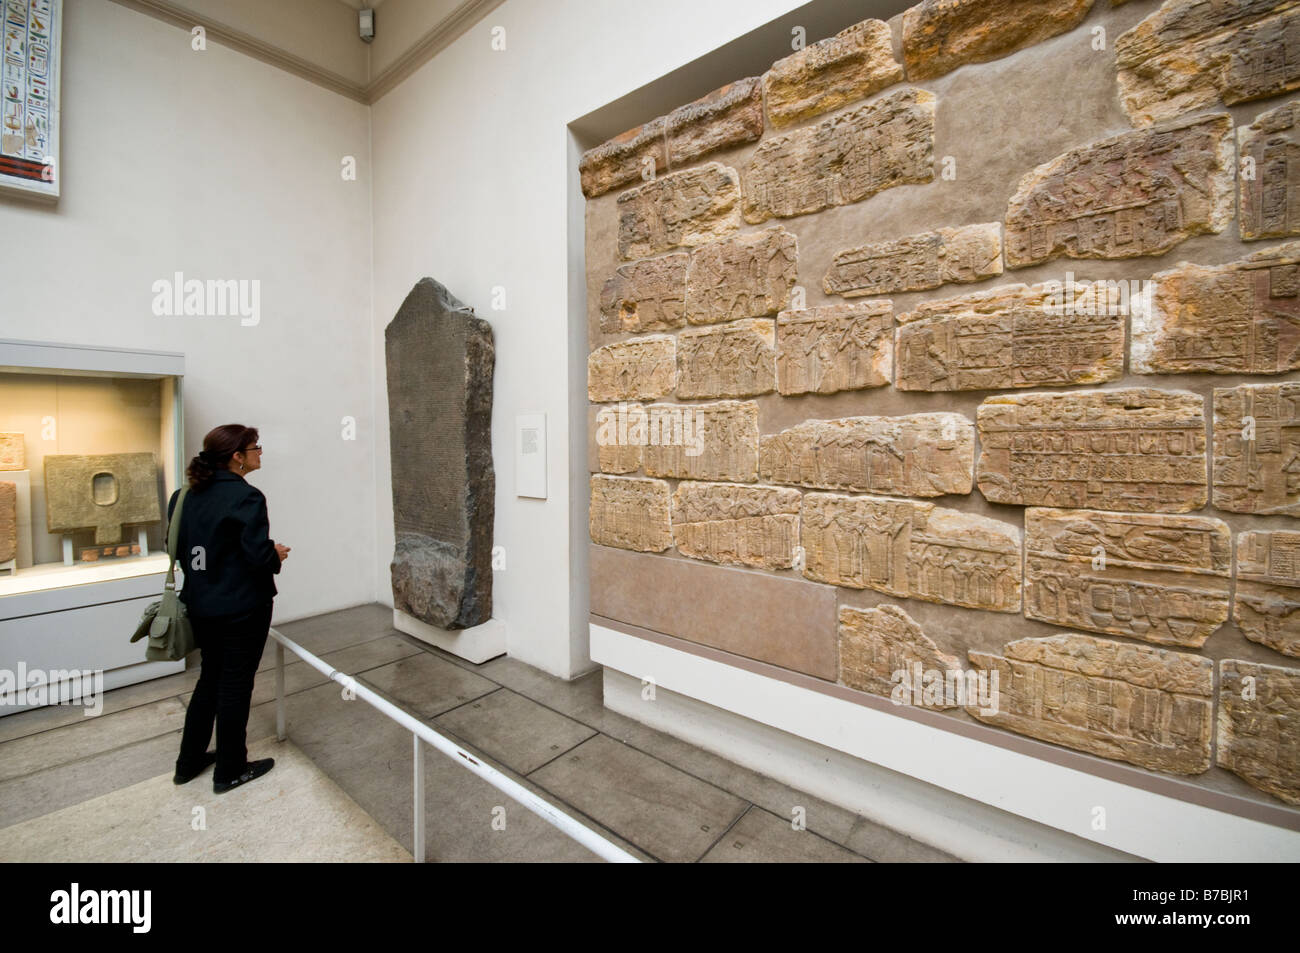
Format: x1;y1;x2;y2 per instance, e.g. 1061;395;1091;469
0;604;960;863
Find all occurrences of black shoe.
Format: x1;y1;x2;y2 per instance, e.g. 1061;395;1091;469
213;758;275;794
173;751;218;785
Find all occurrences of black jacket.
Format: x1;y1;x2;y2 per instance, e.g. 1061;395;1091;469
167;470;280;619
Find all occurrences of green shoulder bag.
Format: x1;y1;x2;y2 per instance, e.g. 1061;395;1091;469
130;486;196;661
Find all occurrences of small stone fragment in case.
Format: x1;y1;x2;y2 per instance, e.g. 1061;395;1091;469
81;550;100;562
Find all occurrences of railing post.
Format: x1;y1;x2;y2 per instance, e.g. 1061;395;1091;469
275;640;286;742
413;734;425;864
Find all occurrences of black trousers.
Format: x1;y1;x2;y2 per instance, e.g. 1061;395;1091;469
176;601;273;783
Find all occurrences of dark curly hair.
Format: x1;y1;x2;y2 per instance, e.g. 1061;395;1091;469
187;424;259;490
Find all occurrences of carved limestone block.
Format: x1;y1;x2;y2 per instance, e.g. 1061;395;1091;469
589;474;672;552
0;433;23;471
1235;530;1300;657
587;335;676;403
676;319;776;399
683;226;798;325
838;604;962;705
895;281;1125;392
667;77;765;168
594;403;645;475
776;301;893;396
968;633;1213;775
1217;659;1300;805
1024;508;1230;648
671;481;800;569
616;163;742;260
760;414;974;497
642;400;759;483
801;493;1021;613
903;0;1095;81
1003;114;1235;268
579;117;667;200
1212;382;1300;516
0;481;15;564
1239;100;1300;241
763;19;903;129
43;453;161;546
741;88;935;224
598;254;688;334
824;223;1003;298
1132;242;1300;375
1115;0;1300;126
977;388;1208;513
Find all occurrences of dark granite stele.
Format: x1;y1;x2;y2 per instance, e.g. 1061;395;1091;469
385;278;495;630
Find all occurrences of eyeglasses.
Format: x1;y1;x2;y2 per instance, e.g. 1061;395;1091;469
242;445;263;453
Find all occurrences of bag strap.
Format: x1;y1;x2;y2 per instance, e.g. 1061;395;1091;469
166;486;190;590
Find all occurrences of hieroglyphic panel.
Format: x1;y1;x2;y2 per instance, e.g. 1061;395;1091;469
776;301;893;396
0;433;23;470
671;482;800;569
1235;530;1300;657
594;403;645;475
1218;659;1300;805
801;494;1021;613
676;319;776;399
599;254;687;334
1212;382;1300;516
589;475;672;552
741;88;935;224
760;414;974;497
587;336;676;403
683;226;798;325
1115;0;1300;126
666;77;764;168
895;281;1125;391
969;634;1213;775
838;604;962;705
616;162;742;259
1133;242;1300;375
1239;100;1300;241
579;117;666;199
43;453;162;546
642;400;759;482
1024;508;1231;648
977;388;1208;513
1003;114;1235;268
824;223;1003;298
763;19;903;129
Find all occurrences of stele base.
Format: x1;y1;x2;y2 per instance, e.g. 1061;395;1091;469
393;608;506;664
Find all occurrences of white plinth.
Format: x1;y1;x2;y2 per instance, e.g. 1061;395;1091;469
393;609;506;664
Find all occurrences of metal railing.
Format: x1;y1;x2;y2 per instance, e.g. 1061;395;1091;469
269;627;640;863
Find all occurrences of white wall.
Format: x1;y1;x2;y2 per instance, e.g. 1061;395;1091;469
371;0;808;677
0;0;376;624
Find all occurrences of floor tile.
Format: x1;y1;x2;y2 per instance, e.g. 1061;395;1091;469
359;653;497;718
0;667;199;744
700;805;870;863
434;688;596;775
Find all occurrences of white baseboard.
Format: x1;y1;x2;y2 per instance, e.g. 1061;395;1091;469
394;609;506;663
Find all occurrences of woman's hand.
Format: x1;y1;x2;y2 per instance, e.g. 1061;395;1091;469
275;543;291;563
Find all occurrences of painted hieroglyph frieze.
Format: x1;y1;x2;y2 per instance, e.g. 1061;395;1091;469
1212;382;1300;517
589;474;672;552
1235;530;1300;657
671;481;800;569
776;301;893;396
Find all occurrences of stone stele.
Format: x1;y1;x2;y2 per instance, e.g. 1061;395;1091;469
1212;382;1300;517
587;335;676;403
902;0;1095;81
598;253;687;334
642;400;760;483
1218;659;1300;805
776;301;893;396
801;493;1021;613
671;481;800;570
1024;507;1231;649
676;319;776;399
1235;530;1300;658
1115;0;1300;126
1132;241;1300;375
763;19;903;129
0;433;23;470
385;278;494;630
838;604;962;706
1238;99;1300;241
590;474;671;553
968;633;1213;775
1003;113;1234;268
741;87;935;224
683;226;798;326
895;280;1125;392
43;453;161;545
824;222;1003;298
760;413;974;498
616;162;742;260
0;481;15;564
977;388;1208;513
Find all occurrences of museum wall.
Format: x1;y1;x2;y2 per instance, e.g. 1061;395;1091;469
0;0;376;623
580;0;1300;810
370;0;821;677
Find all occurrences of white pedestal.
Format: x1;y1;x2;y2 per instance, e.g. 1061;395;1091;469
393;609;506;664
